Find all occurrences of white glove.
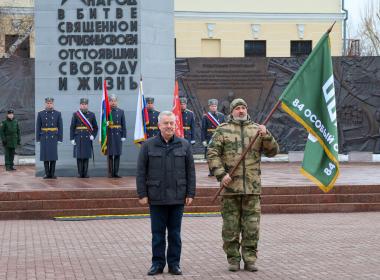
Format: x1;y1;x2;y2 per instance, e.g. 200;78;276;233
121;138;126;142
90;135;94;141
202;141;207;147
58;141;62;144
71;140;76;145
190;140;195;145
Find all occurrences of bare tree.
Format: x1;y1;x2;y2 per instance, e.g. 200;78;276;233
358;0;380;56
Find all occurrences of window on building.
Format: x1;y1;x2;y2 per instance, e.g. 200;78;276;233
244;40;266;57
290;40;312;56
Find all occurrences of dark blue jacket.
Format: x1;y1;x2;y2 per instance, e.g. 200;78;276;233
136;133;196;205
107;107;126;156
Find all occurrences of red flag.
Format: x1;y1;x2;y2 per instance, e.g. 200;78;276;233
172;80;184;138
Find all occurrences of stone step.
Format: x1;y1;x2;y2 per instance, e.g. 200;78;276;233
1;185;380;201
262;203;380;214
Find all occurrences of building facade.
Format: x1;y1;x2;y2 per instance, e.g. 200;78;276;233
175;0;345;57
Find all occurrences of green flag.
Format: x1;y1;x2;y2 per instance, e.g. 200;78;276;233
280;32;339;192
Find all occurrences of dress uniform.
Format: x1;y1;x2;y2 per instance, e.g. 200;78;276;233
70;98;98;178
107;94;126;178
0;109;20;171
180;97;195;144
146;97;160;138
36;97;63;179
201;99;225;176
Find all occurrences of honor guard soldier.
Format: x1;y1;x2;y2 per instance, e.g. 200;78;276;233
180;97;195;144
201;99;225;176
145;97;160;138
0;109;21;171
36;97;63;179
107;94;126;178
70;98;98;178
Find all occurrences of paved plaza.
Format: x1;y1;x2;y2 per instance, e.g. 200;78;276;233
0;212;379;280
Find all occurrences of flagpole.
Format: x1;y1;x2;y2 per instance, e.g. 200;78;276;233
212;99;281;202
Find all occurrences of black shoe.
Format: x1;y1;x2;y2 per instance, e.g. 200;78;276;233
43;175;50;179
147;265;163;276
10;167;16;171
113;174;122;178
208;173;213;177
169;266;182;275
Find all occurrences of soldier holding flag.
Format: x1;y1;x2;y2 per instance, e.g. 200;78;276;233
70;98;98;178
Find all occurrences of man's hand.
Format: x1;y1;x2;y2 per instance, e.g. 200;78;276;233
185;197;193;206
139;197;148;206
202;141;208;147
258;125;268;136
221;174;232;187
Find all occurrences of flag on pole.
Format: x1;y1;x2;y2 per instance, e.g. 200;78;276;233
100;80;113;155
134;78;149;145
172;80;184;138
280;31;339;192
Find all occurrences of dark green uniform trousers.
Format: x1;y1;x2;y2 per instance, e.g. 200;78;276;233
4;147;15;170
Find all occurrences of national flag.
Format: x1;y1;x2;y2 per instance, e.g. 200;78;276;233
99;80;113;155
172;80;184;138
134;78;149;145
280;31;339;192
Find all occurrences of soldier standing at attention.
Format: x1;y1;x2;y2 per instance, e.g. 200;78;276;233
207;99;279;272
0;109;20;171
201;99;225;176
107;94;126;178
36;97;63;179
145;97;160;139
70;98;98;178
180;97;195;145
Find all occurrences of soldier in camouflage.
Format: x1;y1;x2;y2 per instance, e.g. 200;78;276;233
207;98;279;272
0;109;21;171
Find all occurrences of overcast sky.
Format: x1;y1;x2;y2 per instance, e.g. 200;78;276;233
345;0;379;38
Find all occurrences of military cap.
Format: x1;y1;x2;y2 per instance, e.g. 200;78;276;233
80;98;89;104
230;98;248;113
208;99;218;106
7;109;14;114
109;94;117;101
145;97;155;104
45;97;54;102
180;97;187;104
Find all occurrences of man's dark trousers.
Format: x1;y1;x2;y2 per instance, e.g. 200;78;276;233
149;204;184;269
4;147;15;169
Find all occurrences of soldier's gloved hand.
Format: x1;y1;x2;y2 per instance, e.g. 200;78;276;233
121;138;126;142
202;141;207;147
71;140;76;145
58;141;62;144
191;140;196;145
90;135;94;141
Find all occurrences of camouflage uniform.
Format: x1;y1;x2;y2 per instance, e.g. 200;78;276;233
207;101;279;266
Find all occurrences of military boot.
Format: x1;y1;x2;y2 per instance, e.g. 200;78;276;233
228;263;240;272
244;263;258;272
113;156;122;178
50;161;57;179
43;161;50;179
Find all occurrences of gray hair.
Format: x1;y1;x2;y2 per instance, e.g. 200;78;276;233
158;111;176;123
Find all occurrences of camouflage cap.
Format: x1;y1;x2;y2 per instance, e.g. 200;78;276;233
80;98;89;104
180;97;187;104
230;98;247;113
109;94;117;101
145;97;154;103
208;99;218;106
45;97;54;102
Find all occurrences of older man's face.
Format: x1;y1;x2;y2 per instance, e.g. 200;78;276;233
232;105;248;120
158;115;176;139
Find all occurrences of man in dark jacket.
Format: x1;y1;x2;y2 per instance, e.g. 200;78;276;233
107;94;126;178
70;98;98;178
36;97;63;179
0;109;20;171
136;111;196;276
